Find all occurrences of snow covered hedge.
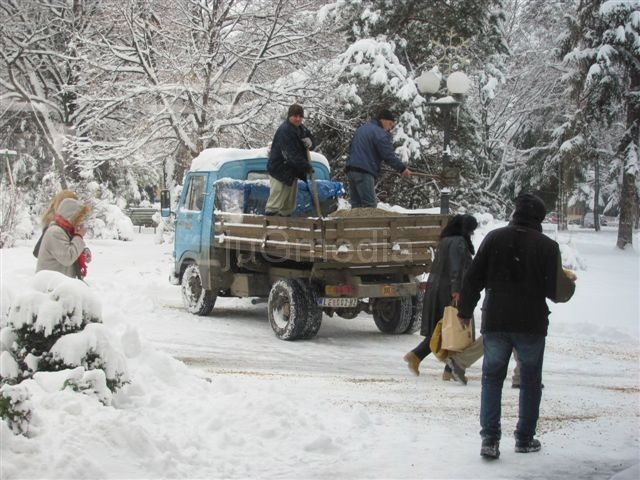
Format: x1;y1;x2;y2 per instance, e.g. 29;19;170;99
0;271;129;434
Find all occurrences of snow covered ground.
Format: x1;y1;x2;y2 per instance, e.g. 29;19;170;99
1;222;638;479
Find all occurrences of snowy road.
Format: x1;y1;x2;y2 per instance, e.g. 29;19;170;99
2;226;638;479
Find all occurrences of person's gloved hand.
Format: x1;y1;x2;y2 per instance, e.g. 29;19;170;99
563;268;577;282
302;137;313;149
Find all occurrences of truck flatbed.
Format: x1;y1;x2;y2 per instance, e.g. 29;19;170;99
214;212;447;267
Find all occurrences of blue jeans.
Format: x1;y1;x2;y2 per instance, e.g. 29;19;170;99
480;332;545;442
347;170;377;208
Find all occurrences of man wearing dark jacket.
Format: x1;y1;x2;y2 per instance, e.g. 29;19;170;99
345;109;411;208
266;104;316;216
457;193;576;460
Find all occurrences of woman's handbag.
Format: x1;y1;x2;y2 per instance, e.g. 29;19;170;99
440;305;472;352
429;320;449;361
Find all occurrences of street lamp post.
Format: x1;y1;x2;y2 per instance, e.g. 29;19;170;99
415;69;471;214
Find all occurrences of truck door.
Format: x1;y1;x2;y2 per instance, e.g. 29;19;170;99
176;173;207;258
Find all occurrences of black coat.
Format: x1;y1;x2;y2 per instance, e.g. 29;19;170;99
457;220;575;336
268;120;316;186
420;235;473;337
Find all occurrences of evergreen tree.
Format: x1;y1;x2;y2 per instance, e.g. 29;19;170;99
560;0;639;247
317;0;510;214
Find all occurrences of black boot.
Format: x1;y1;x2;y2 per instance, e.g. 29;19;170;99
515;438;541;453
480;438;500;459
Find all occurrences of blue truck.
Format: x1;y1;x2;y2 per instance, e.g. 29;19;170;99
161;148;446;340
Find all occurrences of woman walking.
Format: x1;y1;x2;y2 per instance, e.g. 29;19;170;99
403;214;478;378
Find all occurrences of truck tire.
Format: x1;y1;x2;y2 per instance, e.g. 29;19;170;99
181;263;216;316
296;280;323;340
371;297;413;334
268;279;310;340
404;291;424;334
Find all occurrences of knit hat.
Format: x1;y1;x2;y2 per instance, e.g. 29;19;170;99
56;198;89;226
287;104;304;118
513;193;546;223
377;108;396;122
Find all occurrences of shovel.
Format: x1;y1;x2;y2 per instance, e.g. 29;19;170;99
306;149;323;218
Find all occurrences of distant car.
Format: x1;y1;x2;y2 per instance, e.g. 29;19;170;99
544;212;558;224
583;212;607;228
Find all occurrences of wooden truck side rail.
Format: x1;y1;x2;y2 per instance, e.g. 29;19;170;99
214;212;448;266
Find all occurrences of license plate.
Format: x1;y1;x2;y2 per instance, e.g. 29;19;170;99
381;285;397;296
317;297;358;308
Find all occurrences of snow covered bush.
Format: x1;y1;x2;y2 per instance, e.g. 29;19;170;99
0;187;35;248
0;383;32;436
82;182;135;241
0;271;128;406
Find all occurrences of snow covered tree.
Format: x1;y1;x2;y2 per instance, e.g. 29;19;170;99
91;0;329;185
316;0;510;214
560;0;639;247
486;0;574;208
0;0;104;188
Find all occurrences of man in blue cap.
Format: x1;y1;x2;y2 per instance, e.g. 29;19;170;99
345;108;411;208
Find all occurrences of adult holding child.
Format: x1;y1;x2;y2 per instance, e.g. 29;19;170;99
35;197;92;279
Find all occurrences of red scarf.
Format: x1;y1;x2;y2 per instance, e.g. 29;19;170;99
54;214;88;278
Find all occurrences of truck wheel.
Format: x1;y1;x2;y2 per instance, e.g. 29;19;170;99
372;297;412;334
268;279;309;340
181;263;216;315
404;291;424;334
296;280;323;340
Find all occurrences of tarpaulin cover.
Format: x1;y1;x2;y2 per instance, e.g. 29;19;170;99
215;178;344;216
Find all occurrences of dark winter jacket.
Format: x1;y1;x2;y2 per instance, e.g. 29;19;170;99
457;219;575;336
346;120;406;178
268;120;316;186
420;235;473;337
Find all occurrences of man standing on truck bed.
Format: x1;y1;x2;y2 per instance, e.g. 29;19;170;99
265;104;316;217
345;108;411;208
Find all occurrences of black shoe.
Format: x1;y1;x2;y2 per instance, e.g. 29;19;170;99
480;438;500;459
445;357;468;385
515;438;541;453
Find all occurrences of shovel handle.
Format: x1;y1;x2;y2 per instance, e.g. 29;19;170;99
306;149;323;218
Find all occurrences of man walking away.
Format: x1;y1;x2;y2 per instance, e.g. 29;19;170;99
345;108;411;208
457;193;576;460
265;104;315;216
